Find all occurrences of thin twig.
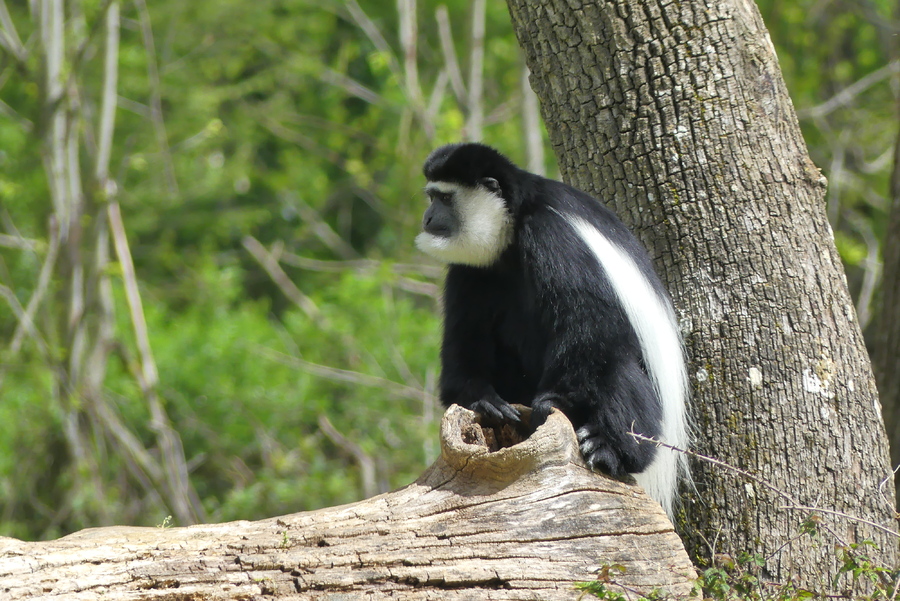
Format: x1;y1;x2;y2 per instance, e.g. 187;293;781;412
242;236;325;325
779;505;899;539
320;68;384;105
630;431;797;504
465;0;486;141
0;233;40;251
394;277;439;298
259;347;433;404
0;0;26;61
426;69;449;125
0;284;50;355
398;0;422;108
7;217;59;355
277;252;441;298
318;415;378;498
435;6;466;103
64;0;115;90
381;283;421;389
108;202;158;394
278;253;443;279
132;0;178;195
280;192;359;259
845;211;881;330
631;431;897;541
878;464;900;517
0;97;34;131
343;0;402;80
797;61;900;120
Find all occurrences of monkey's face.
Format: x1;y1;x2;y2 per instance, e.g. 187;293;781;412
415;179;513;267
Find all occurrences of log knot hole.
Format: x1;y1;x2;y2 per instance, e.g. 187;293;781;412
436;404;586;484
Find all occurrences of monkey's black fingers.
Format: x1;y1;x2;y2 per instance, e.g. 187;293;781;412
577;425;628;478
530;392;563;428
470;397;521;424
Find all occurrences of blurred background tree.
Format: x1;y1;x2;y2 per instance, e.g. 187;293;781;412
0;0;896;541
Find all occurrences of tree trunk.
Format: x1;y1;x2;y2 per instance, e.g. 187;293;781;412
505;0;898;584
0;406;695;600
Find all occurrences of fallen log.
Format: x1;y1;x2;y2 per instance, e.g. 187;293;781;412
0;406;696;599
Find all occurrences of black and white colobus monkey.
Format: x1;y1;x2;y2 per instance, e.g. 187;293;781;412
416;143;689;517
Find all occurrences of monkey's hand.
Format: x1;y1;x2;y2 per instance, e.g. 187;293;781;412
530;392;566;429
469;393;521;424
575;423;632;480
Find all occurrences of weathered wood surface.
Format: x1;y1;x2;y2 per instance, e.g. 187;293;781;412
0;406;695;600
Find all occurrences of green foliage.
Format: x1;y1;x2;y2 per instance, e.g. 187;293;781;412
1;0;533;540
834;541;896;594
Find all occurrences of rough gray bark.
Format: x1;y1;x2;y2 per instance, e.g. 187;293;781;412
505;0;898;584
0;406;695;600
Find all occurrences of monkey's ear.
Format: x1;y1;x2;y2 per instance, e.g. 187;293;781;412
479;177;501;194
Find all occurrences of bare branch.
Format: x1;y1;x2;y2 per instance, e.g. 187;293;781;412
41;0;70;235
343;0;402;80
115;95;150;118
397;0;422;108
631;431;896;543
109;201;200;525
319;68;383;105
394;277;439;298
132;0;178;195
779;505;899;539
7;217;59;355
397;0;432;140
242;235;325;325
258;346;432;405
65;0;115;88
846;212;881;331
0;0;26;61
318;414;378;498
90;391;165;485
0;97;34;132
0;233;40;251
277;252;441;298
435;6;466;103
95;1;119;185
280;192;358;259
521;65;544;176
278;252;443;279
0;284;49;355
258;116;345;166
465;0;486;141
108;202;157;394
426;69;449;124
797;60;900;120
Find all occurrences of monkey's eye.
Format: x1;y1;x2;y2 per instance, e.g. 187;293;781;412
428;191;453;205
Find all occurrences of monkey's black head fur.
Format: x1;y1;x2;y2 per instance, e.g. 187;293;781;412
423;143;521;202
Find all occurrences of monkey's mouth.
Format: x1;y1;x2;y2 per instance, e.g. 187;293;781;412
423;223;452;237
